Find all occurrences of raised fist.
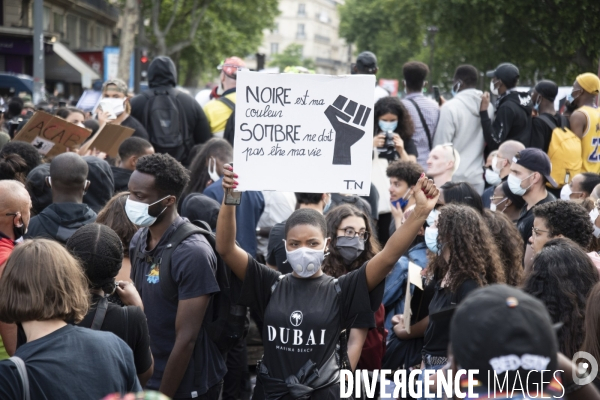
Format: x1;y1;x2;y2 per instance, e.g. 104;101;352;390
324;95;372;165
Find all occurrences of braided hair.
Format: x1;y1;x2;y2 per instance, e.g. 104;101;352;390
66;223;124;294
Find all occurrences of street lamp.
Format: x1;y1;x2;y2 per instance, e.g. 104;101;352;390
427;26;439;92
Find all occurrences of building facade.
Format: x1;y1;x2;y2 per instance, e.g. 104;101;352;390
254;0;351;76
0;0;117;96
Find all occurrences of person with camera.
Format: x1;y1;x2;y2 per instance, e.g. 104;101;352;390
372;96;419;243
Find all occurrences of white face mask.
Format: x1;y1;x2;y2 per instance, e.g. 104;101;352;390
426;209;439;227
208;157;220;182
490;80;499;96
590;208;600;238
507;173;534;196
560;184;572;201
99;97;126;118
284;240;327;278
125;196;170;227
485;168;502;186
490;198;508;213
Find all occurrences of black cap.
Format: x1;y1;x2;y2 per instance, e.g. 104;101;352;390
355;51;378;73
514;148;558;188
534;80;559;102
486;63;520;86
451;285;559;390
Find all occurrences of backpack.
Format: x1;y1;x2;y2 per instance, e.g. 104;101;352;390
356;304;387;371
219;97;236;147
131;220;249;382
142;88;190;161
539;114;582;188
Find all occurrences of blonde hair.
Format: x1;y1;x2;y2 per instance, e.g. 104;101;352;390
0;239;90;324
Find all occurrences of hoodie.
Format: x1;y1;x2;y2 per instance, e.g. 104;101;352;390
129;56;212;164
25;203;97;244
480;90;533;152
82;156;114;213
434;89;492;194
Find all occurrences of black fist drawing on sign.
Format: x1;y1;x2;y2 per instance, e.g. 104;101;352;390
324;95;372;165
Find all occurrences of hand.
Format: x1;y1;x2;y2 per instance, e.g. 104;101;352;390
391;200;404;229
413;174;439;218
393;133;405;154
81;147;107;159
391;314;403;327
97;110;111;126
480;92;490;111
222;164;239;191
115;281;144;310
373;134;385;148
324;95;372;165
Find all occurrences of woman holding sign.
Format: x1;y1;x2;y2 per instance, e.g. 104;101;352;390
216;165;439;399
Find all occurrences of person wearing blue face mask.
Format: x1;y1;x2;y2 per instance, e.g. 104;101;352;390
216;165;440;400
386;159;424;237
434;65;491;195
372;97;420;244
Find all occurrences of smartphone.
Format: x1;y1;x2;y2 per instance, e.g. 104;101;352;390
433;86;441;104
224;163;242;206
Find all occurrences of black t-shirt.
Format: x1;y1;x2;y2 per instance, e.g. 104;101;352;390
130;217;226;398
516;192;556;248
111;166;133;193
423;279;479;357
78;295;153;374
122;115;150;140
266;221;289;273
239;256;384;399
0;324;140;399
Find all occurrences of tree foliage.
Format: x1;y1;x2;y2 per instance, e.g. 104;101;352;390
340;0;600;89
139;0;279;86
268;44;315;70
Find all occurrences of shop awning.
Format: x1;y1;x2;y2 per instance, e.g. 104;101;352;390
45;42;100;88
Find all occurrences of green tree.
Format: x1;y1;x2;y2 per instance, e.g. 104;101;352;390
139;0;279;86
340;0;600;89
268;44;315;71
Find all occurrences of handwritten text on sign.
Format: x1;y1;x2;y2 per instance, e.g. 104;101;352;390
233;72;375;195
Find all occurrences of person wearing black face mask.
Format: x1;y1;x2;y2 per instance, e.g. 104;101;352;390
0;180;32;361
322;204;385;378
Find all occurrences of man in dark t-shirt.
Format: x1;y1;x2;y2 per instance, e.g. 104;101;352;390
510;149;557;248
530;80;561;153
111;137;155;193
267;192;329;273
128;154;225;399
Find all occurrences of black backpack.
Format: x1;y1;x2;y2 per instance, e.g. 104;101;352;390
131;220;249;381
142;88;190;161
219;96;236;147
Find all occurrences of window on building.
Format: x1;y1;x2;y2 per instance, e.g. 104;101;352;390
271;23;278;34
66;15;78;47
79;18;88;48
53;12;63;33
270;43;279;55
95;25;104;47
298;3;306;16
43;6;51;31
297;23;305;39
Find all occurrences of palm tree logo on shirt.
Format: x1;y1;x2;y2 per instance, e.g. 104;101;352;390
290;311;303;327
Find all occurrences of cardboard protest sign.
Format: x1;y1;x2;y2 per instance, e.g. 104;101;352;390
403;261;424;334
13;111;91;157
233;71;375;195
78;123;134;157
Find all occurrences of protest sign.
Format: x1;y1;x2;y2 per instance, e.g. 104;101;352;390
13;111;91;157
78;123;134;157
403;261;424;334
233;71;375;195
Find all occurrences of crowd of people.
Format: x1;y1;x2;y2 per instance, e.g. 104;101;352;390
0;50;599;400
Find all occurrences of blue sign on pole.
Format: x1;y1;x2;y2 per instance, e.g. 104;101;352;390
103;47;135;89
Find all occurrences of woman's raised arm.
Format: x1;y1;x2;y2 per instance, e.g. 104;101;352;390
215;164;250;281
